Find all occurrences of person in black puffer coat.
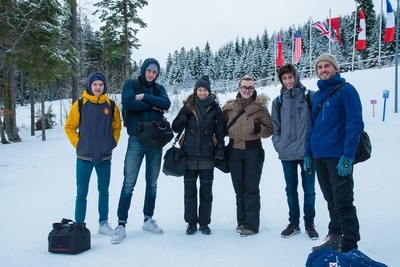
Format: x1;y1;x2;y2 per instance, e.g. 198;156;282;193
172;75;225;235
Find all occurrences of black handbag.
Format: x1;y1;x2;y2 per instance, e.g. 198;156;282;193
354;131;372;164
138;117;174;148
48;218;91;254
162;127;186;177
216;146;230;173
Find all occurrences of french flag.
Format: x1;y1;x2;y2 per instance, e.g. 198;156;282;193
383;0;395;43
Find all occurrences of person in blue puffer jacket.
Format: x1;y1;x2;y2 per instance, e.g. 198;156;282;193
111;58;171;244
304;53;364;253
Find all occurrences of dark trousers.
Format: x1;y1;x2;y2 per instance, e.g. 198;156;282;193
315;158;360;251
184;169;214;226
227;147;264;233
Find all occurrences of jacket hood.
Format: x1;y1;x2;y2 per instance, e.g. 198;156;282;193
278;65;302;91
140;58;161;84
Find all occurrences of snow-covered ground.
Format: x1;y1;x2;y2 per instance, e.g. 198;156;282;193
1;67;399;266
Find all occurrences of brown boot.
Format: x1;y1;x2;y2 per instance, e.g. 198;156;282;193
312;234;342;252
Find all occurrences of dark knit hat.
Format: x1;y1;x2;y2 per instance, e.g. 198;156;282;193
194;75;211;92
315;53;339;71
86;72;107;95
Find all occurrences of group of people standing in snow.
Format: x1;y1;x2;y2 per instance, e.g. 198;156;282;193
64;53;364;253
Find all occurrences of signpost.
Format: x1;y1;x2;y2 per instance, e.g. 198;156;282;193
383;90;390;121
370;99;377;117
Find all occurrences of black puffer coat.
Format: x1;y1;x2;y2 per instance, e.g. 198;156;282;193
172;94;225;170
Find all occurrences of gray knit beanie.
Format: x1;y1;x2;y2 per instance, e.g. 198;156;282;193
315;53;339;71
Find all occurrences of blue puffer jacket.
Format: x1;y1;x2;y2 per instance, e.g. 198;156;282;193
122;58;171;137
305;73;364;160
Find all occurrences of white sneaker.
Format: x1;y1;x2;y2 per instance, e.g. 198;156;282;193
111;225;126;244
142;219;164;235
98;222;114;236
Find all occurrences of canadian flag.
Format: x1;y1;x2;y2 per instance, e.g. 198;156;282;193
356;9;366;51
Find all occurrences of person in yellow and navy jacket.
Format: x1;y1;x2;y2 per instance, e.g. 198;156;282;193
65;72;122;236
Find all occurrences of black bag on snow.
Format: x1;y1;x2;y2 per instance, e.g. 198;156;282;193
48;218;91;254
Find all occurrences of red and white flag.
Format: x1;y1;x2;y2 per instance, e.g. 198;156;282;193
293;31;302;64
383;0;395;43
356;9;366;51
327;17;343;44
277;35;284;67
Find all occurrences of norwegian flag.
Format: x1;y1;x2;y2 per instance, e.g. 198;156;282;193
311;21;335;43
293;31;302;64
276;35;284;67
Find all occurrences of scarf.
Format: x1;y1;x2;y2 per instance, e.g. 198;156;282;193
194;94;215;123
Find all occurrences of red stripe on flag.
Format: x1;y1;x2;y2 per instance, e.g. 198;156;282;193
293;31;302;64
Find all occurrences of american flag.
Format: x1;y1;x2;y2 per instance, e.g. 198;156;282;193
311;21;335;43
293;31;302;64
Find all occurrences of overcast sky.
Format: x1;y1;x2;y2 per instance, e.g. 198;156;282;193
81;0;383;67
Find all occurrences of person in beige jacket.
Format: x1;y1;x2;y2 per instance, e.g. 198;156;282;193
222;76;273;237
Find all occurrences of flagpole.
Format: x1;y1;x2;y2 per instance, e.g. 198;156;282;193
292;24;295;64
328;9;332;53
378;0;383;68
310;18;313;78
274;32;277;86
352;1;357;71
395;0;399;113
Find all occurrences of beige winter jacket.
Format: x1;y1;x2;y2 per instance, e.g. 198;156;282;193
222;92;273;150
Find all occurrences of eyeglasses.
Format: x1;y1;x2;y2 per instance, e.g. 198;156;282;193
239;86;255;92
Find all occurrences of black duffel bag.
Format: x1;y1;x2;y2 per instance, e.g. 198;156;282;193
163;145;187;177
138;118;174;148
48;218;91;254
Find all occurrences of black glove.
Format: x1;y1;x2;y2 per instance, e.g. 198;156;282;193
214;158;223;167
184;107;191;119
253;122;261;134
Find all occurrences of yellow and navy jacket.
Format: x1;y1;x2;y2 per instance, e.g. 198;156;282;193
65;90;122;162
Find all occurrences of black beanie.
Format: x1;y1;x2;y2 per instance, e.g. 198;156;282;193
194;75;211;93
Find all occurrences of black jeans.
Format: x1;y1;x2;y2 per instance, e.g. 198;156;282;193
183;169;214;226
227;146;264;233
315;158;360;251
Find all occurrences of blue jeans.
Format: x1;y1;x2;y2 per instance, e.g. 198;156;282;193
281;160;316;227
75;159;111;223
117;136;162;224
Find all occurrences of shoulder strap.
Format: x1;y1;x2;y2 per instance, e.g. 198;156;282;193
133;78;142;93
110;99;115;122
226;110;245;131
304;89;311;106
78;98;83;123
277;94;282;109
315;82;349;116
